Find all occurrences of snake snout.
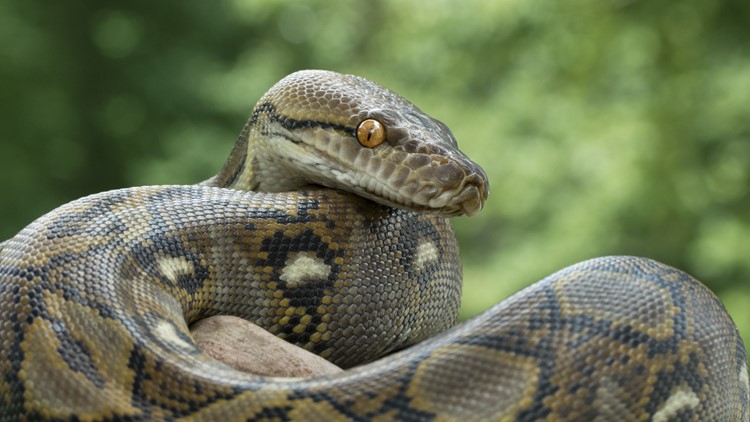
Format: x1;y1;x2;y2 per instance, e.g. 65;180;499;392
447;168;488;217
412;159;488;216
455;171;488;217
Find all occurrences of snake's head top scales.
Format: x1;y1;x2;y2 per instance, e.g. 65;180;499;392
226;70;489;217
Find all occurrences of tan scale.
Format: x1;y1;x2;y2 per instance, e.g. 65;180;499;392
0;70;747;420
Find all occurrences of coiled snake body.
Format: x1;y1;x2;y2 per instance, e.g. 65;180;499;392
0;70;747;421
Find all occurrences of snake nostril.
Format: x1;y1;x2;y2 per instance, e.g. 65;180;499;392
459;172;488;213
466;169;489;200
452;184;482;216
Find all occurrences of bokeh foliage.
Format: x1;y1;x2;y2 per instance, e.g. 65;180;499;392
1;0;748;352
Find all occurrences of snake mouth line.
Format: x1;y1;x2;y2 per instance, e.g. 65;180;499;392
324;156;487;217
371;178;485;217
294;134;488;216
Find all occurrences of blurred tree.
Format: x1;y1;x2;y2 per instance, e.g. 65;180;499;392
1;0;748;351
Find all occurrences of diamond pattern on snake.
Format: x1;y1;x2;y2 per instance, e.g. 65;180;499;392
0;70;747;421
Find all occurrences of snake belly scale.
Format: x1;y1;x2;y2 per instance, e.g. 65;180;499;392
0;70;747;421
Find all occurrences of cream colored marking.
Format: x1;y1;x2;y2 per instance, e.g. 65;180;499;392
593;377;635;422
741;361;749;392
154;320;193;349
157;256;195;283
652;388;700;422
280;252;331;287
414;240;438;271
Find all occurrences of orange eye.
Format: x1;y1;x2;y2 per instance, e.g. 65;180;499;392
356;119;386;148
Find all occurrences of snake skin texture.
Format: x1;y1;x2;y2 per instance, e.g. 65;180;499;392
0;70;747;421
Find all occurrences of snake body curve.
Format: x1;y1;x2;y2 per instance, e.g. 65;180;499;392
0;70;747;420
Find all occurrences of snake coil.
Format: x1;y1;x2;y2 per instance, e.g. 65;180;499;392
0;70;747;421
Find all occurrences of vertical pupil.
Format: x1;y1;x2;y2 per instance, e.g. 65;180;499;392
357;120;383;146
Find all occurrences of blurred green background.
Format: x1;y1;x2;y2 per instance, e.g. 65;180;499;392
1;1;748;353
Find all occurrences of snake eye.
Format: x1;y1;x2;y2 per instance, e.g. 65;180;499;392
356;119;386;148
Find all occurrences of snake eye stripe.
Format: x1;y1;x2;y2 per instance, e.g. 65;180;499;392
251;101;356;136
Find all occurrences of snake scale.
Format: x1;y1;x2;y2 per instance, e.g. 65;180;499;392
0;70;747;421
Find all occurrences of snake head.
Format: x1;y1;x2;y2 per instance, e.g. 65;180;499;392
237;70;489;217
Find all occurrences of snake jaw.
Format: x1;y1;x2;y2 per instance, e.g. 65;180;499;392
314;142;488;217
277;124;488;216
253;126;490;217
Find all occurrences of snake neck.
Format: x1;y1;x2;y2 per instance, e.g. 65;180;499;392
201;124;277;191
201;122;253;190
204;117;321;193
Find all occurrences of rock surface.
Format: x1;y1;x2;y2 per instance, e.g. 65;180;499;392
190;315;342;377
